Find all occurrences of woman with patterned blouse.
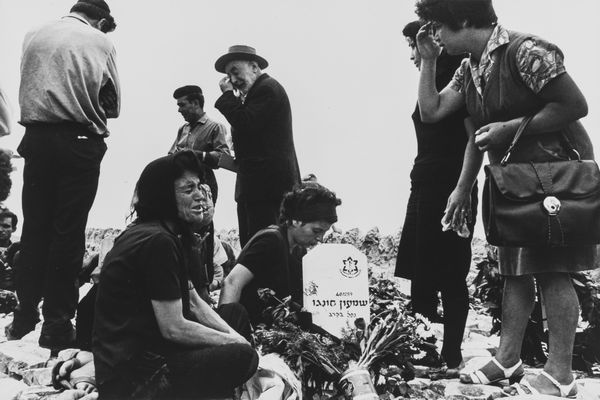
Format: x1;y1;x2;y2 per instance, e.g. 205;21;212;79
414;0;596;398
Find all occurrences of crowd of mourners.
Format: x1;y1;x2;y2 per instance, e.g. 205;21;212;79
0;0;597;399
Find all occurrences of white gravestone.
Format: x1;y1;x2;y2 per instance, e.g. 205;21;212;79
303;243;370;338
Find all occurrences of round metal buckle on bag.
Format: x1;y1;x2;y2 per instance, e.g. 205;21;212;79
543;196;561;216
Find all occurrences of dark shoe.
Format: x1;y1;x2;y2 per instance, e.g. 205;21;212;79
5;319;37;340
39;328;77;353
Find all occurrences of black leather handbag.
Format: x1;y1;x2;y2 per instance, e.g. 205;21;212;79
482;116;600;247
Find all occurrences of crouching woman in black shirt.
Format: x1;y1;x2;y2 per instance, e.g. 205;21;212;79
93;151;258;399
219;182;341;326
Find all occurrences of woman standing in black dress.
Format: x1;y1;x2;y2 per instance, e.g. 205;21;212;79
395;20;480;371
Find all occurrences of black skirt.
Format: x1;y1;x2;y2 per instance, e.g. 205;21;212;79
394;181;478;286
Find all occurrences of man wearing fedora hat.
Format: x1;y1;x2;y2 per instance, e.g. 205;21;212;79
7;0;120;353
215;45;301;247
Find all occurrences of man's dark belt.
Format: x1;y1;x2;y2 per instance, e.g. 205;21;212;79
24;121;106;140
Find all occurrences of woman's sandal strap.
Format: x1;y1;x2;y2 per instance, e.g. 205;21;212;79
467;358;523;384
470;369;491;384
490;357;522;377
540;371;577;398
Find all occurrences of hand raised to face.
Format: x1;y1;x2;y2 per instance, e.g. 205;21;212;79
416;22;442;61
219;77;234;93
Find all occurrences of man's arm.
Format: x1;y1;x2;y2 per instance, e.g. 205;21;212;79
152;297;247;346
100;48;120;119
218;264;254;305
211;123;231;155
168;126;185;155
202;123;231;168
214;83;277;130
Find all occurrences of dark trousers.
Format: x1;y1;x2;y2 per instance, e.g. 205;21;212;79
237;200;281;247
98;303;258;400
14;125;106;340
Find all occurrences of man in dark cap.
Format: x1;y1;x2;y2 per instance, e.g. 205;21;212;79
7;0;120;353
169;85;230;203
214;45;301;247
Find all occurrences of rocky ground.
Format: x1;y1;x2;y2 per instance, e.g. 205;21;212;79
0;227;598;400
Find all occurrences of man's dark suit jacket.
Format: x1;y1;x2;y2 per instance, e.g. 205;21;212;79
215;73;301;202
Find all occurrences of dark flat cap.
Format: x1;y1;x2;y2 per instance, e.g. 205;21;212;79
173;85;203;99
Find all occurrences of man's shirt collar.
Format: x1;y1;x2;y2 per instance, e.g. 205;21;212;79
63;13;92;27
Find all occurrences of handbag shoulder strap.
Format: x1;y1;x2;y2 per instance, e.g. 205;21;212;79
500;116;534;166
500;116;582;165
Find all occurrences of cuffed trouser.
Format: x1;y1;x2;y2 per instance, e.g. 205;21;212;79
14;124;106;343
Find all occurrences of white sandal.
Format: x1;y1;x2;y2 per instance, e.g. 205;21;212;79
505;371;577;398
461;358;524;385
540;371;577;398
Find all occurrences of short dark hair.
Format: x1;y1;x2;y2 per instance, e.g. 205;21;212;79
70;0;117;32
279;182;342;225
173;85;205;109
403;20;424;43
0;209;17;230
415;0;497;31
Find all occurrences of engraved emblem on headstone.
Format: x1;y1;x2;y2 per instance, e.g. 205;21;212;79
340;257;360;278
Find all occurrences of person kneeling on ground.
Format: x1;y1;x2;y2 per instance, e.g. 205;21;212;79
219;182;341;327
93;151;258;399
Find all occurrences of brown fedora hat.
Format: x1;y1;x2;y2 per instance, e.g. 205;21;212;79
214;45;269;73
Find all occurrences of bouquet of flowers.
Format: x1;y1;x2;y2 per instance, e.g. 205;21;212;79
253;291;352;397
253;287;438;398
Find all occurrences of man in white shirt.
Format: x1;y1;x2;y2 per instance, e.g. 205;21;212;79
7;0;120;354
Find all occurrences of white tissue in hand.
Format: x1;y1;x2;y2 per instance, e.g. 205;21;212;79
441;216;470;238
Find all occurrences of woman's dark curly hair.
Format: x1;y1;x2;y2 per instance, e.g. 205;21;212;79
279;182;341;225
415;0;497;31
